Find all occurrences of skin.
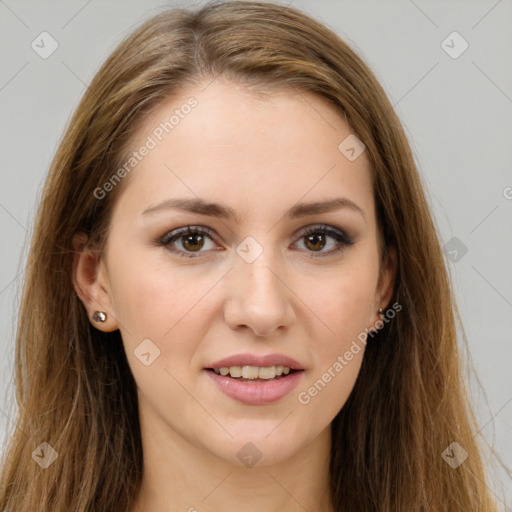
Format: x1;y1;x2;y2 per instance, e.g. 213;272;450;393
73;79;396;512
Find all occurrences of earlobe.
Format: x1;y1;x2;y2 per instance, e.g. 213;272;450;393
71;232;119;332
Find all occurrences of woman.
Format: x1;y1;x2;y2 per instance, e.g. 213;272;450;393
0;1;500;510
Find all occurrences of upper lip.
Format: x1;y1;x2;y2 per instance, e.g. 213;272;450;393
207;353;305;370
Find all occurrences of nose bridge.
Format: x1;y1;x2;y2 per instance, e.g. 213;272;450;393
244;257;281;298
238;241;286;306
224;235;294;335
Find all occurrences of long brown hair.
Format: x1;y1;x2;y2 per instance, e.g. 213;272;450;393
0;1;501;510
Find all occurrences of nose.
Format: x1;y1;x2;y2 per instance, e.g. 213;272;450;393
223;252;295;337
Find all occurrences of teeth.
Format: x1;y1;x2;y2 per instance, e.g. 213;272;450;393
229;366;242;378
258;366;276;379
240;366;258;379
213;365;292;379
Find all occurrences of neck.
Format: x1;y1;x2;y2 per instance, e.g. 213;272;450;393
129;408;334;512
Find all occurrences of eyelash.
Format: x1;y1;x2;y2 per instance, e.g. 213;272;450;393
157;224;354;259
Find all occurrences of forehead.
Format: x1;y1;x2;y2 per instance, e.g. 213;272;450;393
112;80;374;224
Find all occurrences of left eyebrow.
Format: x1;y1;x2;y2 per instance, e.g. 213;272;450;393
141;196;366;223
287;197;365;221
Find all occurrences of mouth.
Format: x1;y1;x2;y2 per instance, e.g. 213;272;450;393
203;364;305;405
204;353;306;404
205;365;301;382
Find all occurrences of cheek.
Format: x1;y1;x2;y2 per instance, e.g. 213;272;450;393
302;259;378;345
108;244;218;341
295;297;368;427
109;258;215;401
293;258;377;416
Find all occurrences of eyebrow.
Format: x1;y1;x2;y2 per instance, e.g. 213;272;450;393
142;197;365;222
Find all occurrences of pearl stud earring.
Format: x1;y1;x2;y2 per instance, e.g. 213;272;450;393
92;311;107;323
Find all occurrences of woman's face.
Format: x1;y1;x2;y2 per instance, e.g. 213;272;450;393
76;79;395;467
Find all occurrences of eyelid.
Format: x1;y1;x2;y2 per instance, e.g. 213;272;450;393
292;224;354;257
295;223;353;244
159;225;217;246
158;223;354;258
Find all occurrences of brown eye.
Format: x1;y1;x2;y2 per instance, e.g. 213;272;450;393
159;226;218;258
294;225;354;256
303;232;327;252
181;233;205;252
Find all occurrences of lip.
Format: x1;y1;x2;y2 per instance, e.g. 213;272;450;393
204;368;304;405
206;353;305;370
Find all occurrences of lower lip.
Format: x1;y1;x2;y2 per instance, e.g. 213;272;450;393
204;369;304;405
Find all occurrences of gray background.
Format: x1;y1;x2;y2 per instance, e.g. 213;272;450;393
1;0;511;508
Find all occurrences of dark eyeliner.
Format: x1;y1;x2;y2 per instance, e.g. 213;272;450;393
159;226;214;245
158;226;218;258
298;224;354;256
157;223;354;258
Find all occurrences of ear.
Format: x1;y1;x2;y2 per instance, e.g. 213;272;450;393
72;232;119;332
372;244;398;324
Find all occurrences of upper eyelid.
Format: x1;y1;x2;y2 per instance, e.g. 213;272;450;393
160;225;217;244
160;223;351;247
